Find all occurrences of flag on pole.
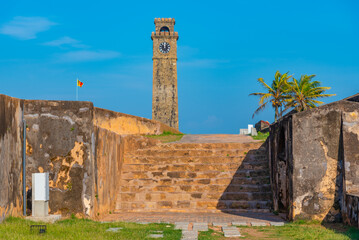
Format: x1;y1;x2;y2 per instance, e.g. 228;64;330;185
77;78;84;87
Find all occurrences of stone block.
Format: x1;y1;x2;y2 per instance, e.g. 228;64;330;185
270;221;285;226
192;223;208;231
153;186;175;192
191;193;202;199
121;193;136;201
232;221;248;226
177;201;191;208
181;230;198;237
157;201;173;208
212;222;228;227
106;227;123;232
251;222;267;226
25;214;61;223
148;234;163;238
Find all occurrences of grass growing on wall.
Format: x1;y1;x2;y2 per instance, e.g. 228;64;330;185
145;131;184;143
251;131;269;141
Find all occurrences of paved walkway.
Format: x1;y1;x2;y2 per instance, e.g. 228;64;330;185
176;134;261;144
101;211;284;224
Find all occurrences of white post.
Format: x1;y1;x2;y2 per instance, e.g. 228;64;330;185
32;173;49;217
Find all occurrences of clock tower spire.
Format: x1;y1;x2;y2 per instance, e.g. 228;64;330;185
151;18;179;130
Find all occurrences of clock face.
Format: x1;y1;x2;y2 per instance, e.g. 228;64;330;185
159;42;171;54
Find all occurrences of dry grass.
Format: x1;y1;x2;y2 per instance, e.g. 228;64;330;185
145;131;184;143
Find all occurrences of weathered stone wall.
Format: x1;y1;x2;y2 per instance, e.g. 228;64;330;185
342;110;359;194
341;101;359;227
93;127;123;217
24;100;95;217
268;114;293;218
343;193;359;227
94;107;180;135
291;103;343;222
269;98;359;223
0;95;23;222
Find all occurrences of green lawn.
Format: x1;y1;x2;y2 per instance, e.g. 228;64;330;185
199;221;359;240
0;217;181;240
1;217;358;240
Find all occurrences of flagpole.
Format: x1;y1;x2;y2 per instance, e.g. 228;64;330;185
76;78;78;101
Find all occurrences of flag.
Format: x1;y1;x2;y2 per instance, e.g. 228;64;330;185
77;79;84;87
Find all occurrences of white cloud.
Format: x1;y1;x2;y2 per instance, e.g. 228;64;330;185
43;36;88;48
0;16;56;40
58;50;120;62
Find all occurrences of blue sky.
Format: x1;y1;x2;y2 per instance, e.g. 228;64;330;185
1;0;358;134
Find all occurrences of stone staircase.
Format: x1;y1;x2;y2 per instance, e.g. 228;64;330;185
115;138;272;213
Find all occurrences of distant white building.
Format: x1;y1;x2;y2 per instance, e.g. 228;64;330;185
239;124;257;136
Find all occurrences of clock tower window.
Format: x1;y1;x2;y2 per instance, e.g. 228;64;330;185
160;26;170;33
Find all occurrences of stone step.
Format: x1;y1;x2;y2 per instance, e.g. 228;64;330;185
121;161;268;172
113;208;271;214
125;149;265;158
147;142;265;151
120;169;270;180
117;191;271;203
120;176;271;186
118;184;271;194
123;155;267;164
219;192;272;201
114;200;271;211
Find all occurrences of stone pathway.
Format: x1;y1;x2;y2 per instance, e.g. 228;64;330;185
101;212;284;223
104;217;286;239
173;221;285;239
176;134;261;143
222;226;241;238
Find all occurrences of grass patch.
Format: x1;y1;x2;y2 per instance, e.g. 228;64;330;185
145;131;184;143
2;217;358;240
237;221;359;240
251;131;269;141
0;217;181;240
198;228;223;239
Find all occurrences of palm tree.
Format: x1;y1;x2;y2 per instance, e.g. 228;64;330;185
250;71;292;122
284;74;335;112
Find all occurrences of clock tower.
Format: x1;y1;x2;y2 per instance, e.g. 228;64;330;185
151;18;179;130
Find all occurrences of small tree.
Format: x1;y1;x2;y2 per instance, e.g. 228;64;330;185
250;71;292;122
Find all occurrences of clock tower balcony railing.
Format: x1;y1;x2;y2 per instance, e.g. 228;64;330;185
151;31;178;40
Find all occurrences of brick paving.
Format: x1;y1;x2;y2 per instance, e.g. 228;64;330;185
100;211;284;224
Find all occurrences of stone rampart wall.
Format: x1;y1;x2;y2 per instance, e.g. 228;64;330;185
343;193;359;227
93;127;123;217
269;99;359;224
268;114;293;218
94;107;181;135
291;103;343;222
1;94;181;220
342;110;359;194
0;95;23;222
24;100;95;217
